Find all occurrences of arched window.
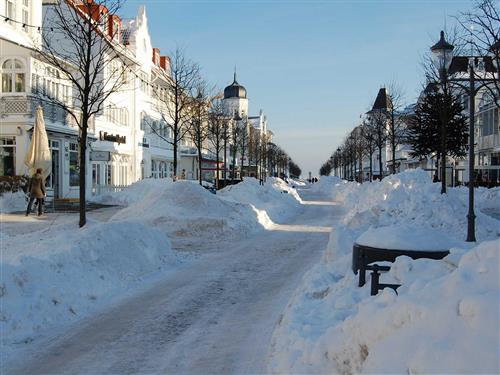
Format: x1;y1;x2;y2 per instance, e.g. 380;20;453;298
1;59;25;93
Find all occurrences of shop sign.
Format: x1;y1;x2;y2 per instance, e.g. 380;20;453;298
90;151;110;161
99;131;126;144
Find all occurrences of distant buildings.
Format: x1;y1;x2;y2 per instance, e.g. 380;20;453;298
0;1;274;199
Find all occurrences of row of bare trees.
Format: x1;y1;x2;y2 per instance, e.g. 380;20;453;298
320;0;498;191
35;0;300;227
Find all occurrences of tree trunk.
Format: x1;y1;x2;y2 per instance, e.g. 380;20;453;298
359;155;363;184
173;139;178;179
378;145;383;181
391;113;396;174
215;145;220;190
198;147;203;185
369;151;373;182
440;96;447;194
79;118;88;228
223;134;227;181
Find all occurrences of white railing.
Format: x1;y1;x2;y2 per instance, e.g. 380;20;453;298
92;184;128;196
477;133;500;151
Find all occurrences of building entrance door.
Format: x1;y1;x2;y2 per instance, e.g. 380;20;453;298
48;140;60;198
92;162;101;195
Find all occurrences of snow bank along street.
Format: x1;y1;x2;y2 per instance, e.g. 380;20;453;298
1;171;499;374
1;178;342;373
269;170;499;374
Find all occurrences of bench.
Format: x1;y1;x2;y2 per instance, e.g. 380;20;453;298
352;243;450;295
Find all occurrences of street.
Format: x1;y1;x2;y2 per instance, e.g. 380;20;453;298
7;189;342;374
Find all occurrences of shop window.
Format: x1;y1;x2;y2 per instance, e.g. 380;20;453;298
1;59;25;93
69;142;79;186
0;137;16;176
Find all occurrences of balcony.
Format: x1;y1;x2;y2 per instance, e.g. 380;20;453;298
477;133;500;151
0;96;94;133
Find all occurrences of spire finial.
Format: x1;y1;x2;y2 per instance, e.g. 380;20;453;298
233;66;237;83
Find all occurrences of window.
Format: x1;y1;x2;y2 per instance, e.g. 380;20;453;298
139;72;148;93
478;93;498;137
4;0;14;22
1;59;25;93
69;142;79;186
0;137;16;176
140;112;146;130
21;0;29;26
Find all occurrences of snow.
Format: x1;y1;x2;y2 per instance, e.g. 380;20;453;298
219;177;302;223
1;217;180;348
111;180;270;238
1;176;303;364
356;225;462;251
0;191;27;213
2;185;339;374
90;177;173;206
268;169;500;374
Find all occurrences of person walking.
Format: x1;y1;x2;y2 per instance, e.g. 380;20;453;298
26;168;46;216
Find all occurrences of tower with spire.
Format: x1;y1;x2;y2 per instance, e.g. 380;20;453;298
223;70;248;117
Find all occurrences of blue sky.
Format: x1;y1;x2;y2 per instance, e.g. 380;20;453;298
121;0;472;176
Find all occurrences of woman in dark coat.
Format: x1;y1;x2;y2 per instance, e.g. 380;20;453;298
26;168;46;216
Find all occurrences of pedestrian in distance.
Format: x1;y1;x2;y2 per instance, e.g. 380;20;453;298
26;168;46;216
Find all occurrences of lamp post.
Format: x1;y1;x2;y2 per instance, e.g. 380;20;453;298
430;31;498;242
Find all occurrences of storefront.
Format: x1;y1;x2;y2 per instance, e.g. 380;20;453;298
90;130;133;195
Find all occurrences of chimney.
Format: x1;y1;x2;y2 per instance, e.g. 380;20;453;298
160;55;170;71
108;14;121;40
152;48;160;66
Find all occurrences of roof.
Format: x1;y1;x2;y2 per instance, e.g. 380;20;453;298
224;72;247;99
371;88;390;111
449;56;497;74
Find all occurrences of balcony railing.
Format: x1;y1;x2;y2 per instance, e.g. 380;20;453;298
0;96;94;132
477;133;500;151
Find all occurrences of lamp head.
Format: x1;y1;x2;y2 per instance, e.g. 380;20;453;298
430;31;455;73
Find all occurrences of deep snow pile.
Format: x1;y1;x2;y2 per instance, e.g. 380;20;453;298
1;218;179;348
0;191;26;213
111;180;270;238
332;169;498;242
269;169;500;374
90;178;173;206
308;175;348;200
219;177;302;223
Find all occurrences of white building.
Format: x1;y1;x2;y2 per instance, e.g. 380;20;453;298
0;0;85;200
221;72;272;180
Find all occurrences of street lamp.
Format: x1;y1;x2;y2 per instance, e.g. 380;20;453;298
430;31;454;195
430;31;498;242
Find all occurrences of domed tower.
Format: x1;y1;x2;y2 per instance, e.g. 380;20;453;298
223;71;248;117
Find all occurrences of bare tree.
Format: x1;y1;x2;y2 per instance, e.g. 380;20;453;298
360;120;376;181
386;83;407;174
188;84;210;185
154;47;201;178
458;0;499;108
207;98;226;189
37;0;128;227
237;118;250;180
366;109;388;180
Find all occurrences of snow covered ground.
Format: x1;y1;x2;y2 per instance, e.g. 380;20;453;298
0;191;26;213
2;183;340;374
219;177;302;223
0;177;307;370
268;169;500;374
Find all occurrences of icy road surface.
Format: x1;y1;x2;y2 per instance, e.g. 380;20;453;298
9;189;341;374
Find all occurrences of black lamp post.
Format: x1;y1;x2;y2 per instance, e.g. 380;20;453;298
430;31;498;242
430;31;454;195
